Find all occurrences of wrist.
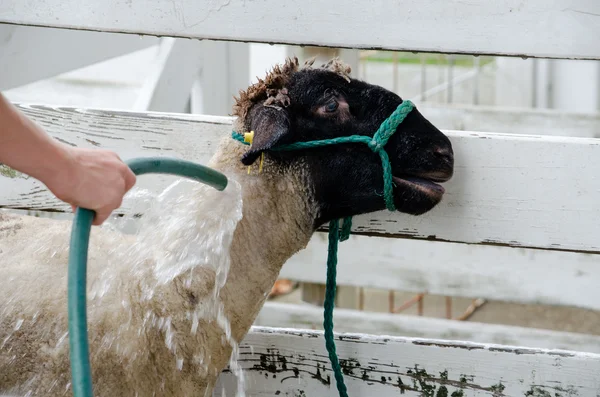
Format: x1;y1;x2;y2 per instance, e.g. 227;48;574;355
0;98;75;185
34;141;78;198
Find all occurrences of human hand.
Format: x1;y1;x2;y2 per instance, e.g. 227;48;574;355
44;147;136;225
0;94;136;224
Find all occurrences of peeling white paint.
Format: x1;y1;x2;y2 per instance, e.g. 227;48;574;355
214;326;600;396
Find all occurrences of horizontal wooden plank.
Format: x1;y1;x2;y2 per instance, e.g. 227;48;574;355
0;104;229;214
214;326;600;396
281;234;600;310
1;1;599;60
3;103;600;254
254;302;600;354
421;103;600;138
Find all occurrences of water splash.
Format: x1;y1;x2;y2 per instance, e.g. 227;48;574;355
1;172;248;396
104;175;247;396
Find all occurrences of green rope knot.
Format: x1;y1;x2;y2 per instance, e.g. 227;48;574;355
368;139;382;152
232;99;415;397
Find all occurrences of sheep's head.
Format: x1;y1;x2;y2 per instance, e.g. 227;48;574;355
233;57;454;228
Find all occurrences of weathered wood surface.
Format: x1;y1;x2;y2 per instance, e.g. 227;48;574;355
214;326;600;396
421;103;600;138
0;103;231;214
1;1;600;60
254;302;600;354
281;234;600;310
3;103;600;254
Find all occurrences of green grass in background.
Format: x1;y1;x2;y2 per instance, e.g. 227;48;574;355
362;51;495;67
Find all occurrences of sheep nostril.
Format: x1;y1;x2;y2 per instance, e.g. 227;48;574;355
434;147;454;165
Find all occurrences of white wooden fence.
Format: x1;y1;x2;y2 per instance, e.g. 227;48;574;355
1;1;600;396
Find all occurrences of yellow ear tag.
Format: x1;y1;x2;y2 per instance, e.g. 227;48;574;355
244;130;254;144
244;131;259;174
243;131;265;174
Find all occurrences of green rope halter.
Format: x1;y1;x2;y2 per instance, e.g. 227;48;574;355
232;99;415;396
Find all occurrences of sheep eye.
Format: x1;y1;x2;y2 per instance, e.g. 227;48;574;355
324;100;339;113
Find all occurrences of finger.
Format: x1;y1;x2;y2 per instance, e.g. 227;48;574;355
93;209;110;226
106;150;121;160
94;197;122;225
123;167;136;192
113;196;124;211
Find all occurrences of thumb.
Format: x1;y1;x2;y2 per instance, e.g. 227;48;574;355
92;208;111;226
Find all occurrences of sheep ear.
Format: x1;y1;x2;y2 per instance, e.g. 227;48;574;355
241;105;292;166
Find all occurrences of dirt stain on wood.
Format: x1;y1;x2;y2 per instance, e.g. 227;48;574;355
0;165;23;179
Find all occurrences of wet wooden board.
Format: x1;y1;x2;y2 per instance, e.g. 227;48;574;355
254;302;600;354
214;326;600;396
2;103;600;254
1;0;599;60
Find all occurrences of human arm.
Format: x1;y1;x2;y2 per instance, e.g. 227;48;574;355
0;93;136;225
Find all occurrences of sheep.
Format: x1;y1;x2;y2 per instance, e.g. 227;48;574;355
0;57;454;396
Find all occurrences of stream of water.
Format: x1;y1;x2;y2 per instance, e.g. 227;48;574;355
1;173;248;396
101;175;246;396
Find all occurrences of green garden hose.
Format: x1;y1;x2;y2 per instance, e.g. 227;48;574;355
67;157;228;397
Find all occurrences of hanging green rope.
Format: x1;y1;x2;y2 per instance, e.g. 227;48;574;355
324;218;347;395
232;99;415;397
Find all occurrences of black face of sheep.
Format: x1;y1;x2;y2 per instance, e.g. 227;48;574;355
234;58;454;228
